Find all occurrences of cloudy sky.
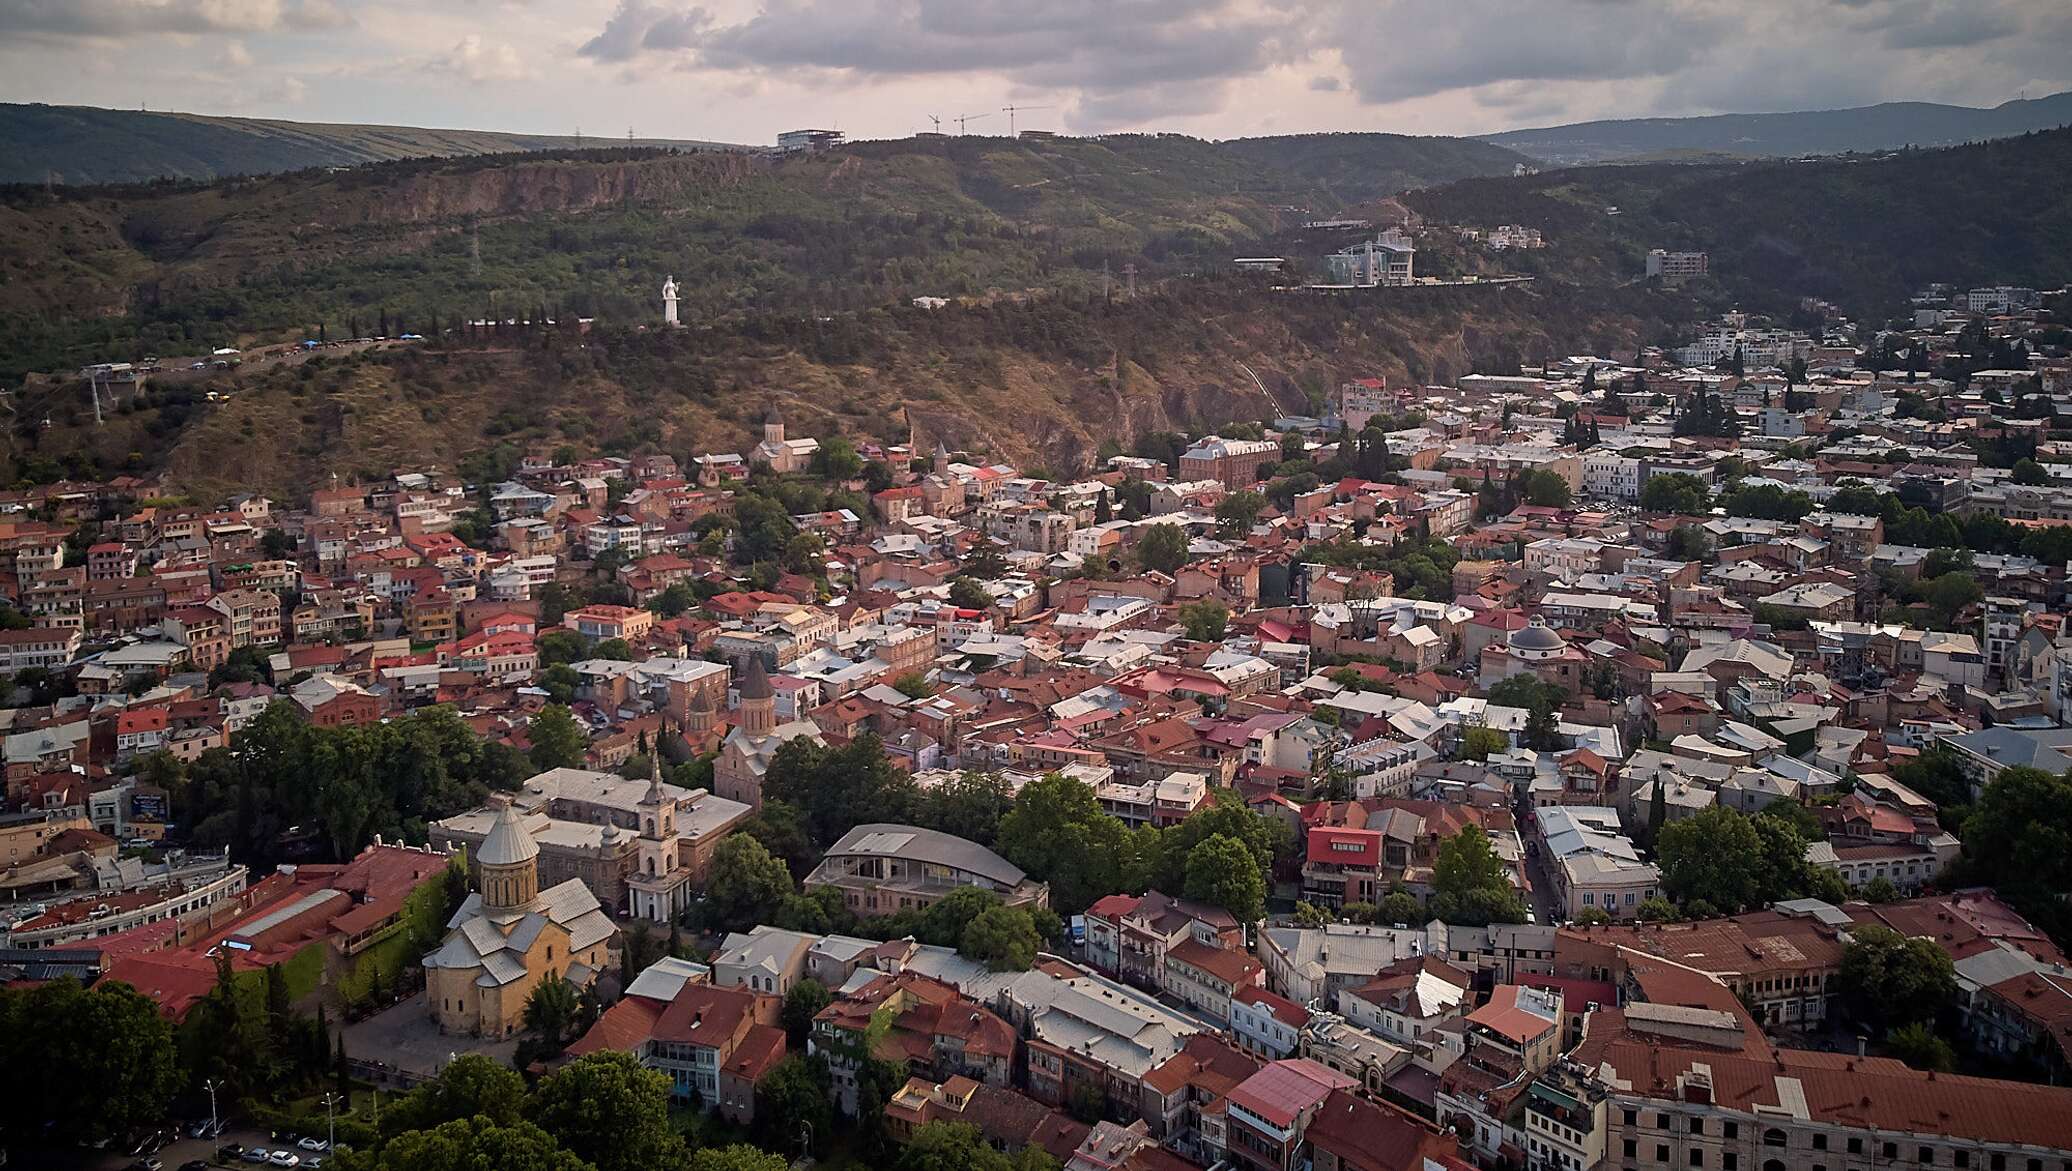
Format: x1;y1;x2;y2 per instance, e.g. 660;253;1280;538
4;0;2071;143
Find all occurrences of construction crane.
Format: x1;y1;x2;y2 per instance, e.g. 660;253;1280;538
926;115;942;134
1001;104;1053;136
954;111;993;135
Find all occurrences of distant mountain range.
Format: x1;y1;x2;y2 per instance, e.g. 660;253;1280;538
0;103;747;185
1481;91;2072;164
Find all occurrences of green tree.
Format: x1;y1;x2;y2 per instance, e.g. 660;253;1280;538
1636;897;1681;922
1430;825;1525;926
1457;726;1508;762
782;979;832;1046
1839;924;1958;1032
1655;806;1775;913
1377;889;1422;926
704;835;796;932
1520;468;1572;508
914;771;1015;847
996;773;1139;915
1640;472;1710;516
651;582;696;618
538;629;588;667
1885;1021;1956;1072
528;1050;685;1171
1135;523;1190;574
897;1121;1017;1171
0;978;179;1144
591;637;636;661
341;1116;589;1171
1182;833;1266;922
524;974;581;1048
754;1056;834;1154
962;905;1042;971
1177;598;1229;642
692;1146;792;1171
1215;490;1267;536
2011;458;2051;486
891;672;935;700
528;704;590;770
947;575;992;610
1960;766;2072;941
378;1053;527;1139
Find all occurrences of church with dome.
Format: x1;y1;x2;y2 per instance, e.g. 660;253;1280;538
423;798;617;1039
1476;615;1589;691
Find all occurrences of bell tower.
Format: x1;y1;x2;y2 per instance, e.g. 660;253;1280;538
636;743;678;879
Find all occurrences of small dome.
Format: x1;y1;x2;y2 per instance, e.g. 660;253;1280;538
1509;619;1565;653
477;801;539;867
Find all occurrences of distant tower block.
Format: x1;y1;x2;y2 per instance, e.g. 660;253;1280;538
662;275;680;326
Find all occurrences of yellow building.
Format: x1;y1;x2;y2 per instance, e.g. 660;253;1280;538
423;800;616;1039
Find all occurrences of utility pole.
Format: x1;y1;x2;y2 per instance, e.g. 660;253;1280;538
1122;262;1138;297
88;367;104;426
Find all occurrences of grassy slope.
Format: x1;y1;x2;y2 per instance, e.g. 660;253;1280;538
0;102;743;185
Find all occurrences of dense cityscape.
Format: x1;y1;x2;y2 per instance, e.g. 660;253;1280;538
5;266;2072;1171
6;9;2072;1167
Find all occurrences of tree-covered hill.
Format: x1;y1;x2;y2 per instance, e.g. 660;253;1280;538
1405;126;2072;316
0;131;1527;383
1482;91;2072;164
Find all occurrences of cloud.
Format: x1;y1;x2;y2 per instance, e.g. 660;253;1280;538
430;34;531;83
0;0;286;37
285;0;352;30
575;0;1295;128
1307;75;1342;92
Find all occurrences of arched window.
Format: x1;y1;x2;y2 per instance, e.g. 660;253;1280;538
1763;1160;1787;1171
1764;1130;1788;1148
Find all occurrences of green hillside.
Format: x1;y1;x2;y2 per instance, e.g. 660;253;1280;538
1483;91;2072;164
1406;127;2072;316
0;102;745;185
0;131;1527;383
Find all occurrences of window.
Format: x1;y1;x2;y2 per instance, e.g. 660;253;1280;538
1919;1149;1933;1165
1625;1141;1637;1158
1691;1120;1704;1136
1812;1135;1827;1151
1625;1110;1639;1127
1765;1130;1787;1148
1847;1139;1862;1156
1657;1146;1670;1163
1724;1123;1738;1140
1725;1156;1737;1171
1691;1150;1704;1168
1883;1144;1898;1161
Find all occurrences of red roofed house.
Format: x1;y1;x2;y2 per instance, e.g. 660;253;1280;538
1223;1058;1359;1171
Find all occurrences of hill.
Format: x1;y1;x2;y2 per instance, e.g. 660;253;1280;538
1406;126;2072;316
1482;91;2072;164
0;103;747;185
0;132;1529;383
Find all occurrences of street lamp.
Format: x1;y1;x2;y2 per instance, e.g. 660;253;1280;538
320;1091;341;1153
203;1078;222;1139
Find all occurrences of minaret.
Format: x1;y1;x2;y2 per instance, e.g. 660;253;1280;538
738;656;775;738
662;275;679;327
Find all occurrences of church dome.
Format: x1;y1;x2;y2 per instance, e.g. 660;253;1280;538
477;801;539;867
1509;619;1566;655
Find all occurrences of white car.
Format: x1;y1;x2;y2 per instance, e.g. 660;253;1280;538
297;1139;328;1153
267;1153;301;1168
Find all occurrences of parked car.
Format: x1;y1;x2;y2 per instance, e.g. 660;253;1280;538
267;1153;302;1169
183;1161;213;1171
297;1137;329;1152
216;1143;244;1162
126;1159;164;1171
241;1149;271;1164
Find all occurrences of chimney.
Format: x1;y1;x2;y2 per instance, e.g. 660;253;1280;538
1856;1035;1867;1058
